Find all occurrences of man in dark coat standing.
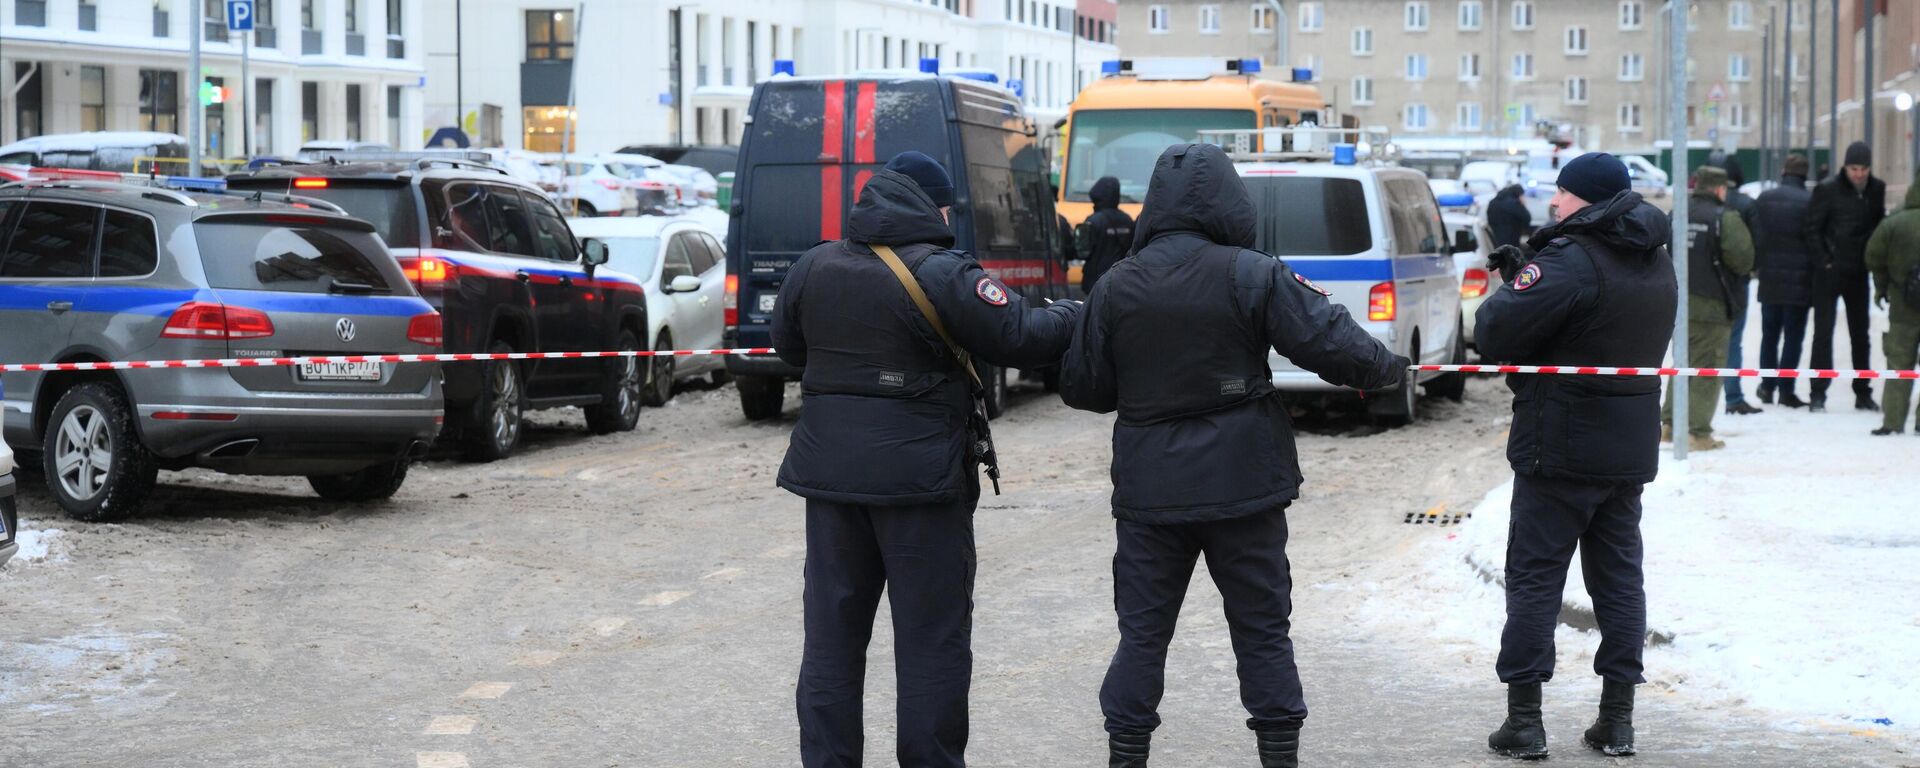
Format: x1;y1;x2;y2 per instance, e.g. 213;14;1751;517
1803;140;1887;412
1078;175;1135;292
1488;183;1534;250
1475;153;1677;759
773;151;1080;768
1754;153;1817;408
1061;143;1405;768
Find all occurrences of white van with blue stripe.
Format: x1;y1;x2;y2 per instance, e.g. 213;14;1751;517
1222;134;1468;424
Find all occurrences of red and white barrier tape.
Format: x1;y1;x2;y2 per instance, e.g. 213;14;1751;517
0;348;777;373
1411;364;1920;380
0;351;1913;379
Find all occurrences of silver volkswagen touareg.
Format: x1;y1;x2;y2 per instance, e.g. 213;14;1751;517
0;180;444;520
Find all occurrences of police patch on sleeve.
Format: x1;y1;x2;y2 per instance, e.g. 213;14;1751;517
975;276;1010;306
1293;272;1331;296
1513;263;1543;291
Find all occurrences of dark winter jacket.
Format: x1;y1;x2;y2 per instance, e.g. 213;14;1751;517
1060;144;1405;524
1488;184;1533;249
772;170;1080;506
1865;182;1920;325
1078;176;1135;291
1753;174;1816;306
1804;170;1887;275
1475;191;1678;484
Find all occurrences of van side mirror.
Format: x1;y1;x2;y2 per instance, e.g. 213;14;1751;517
1453;229;1478;254
582;238;610;267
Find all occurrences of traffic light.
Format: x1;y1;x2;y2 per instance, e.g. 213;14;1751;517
199;81;230;106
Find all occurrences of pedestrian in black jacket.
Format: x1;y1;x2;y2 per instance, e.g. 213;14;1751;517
1488;184;1533;250
772;151;1080;768
1803;140;1887;412
1475;153;1677;760
1714;160;1765;415
1060;143;1405;768
1078;175;1135;291
1754;153;1817;408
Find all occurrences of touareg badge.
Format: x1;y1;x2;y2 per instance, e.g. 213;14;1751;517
1293;272;1331;296
975;277;1010;306
1514;263;1543;291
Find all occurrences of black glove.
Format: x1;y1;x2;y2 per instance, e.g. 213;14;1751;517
1488;244;1531;282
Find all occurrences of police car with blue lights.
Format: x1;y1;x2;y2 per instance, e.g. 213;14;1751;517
1205;127;1469;424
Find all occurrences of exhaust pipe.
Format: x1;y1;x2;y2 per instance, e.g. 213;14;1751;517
205;439;260;459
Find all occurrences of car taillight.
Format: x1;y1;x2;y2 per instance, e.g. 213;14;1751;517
1461;268;1490;299
595;178;623;190
1368;282;1397;321
293;178;329;189
407;312;444;346
161;302;275;340
399;256;452;286
724;273;739;327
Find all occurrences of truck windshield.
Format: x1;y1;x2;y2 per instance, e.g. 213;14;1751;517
1064;108;1256;204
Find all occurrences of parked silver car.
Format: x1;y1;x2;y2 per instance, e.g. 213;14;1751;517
0;180;444;520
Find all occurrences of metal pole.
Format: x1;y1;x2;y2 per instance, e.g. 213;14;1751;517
190;0;204;177
1670;0;1691;461
1808;0;1817;166
1863;0;1874;153
1785;0;1795;173
1762;20;1773;175
455;0;464;139
1831;0;1839;175
242;21;251;158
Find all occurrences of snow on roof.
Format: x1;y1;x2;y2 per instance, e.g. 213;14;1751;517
0;132;186;154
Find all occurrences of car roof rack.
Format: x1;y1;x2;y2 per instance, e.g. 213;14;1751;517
1198;127;1400;165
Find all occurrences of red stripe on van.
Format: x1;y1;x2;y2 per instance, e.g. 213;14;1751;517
854;82;878;165
821;81;847;241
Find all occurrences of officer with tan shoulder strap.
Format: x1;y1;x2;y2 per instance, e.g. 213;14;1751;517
771;151;1079;768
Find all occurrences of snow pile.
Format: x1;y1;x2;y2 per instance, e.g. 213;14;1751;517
8;526;66;565
1376;399;1920;743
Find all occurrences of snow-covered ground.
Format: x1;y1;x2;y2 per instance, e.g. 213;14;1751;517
1366;300;1920;747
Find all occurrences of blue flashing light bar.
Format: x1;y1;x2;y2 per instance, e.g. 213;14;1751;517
1236;58;1262;74
1101;60;1125;75
161;176;227;192
919;58;941;74
1291;67;1314;83
1333;144;1357;166
772;59;796;77
1437;192;1476;208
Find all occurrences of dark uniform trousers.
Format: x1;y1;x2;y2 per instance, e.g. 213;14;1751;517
1100;507;1305;735
1810;270;1876;399
1498;474;1648;685
798;499;976;768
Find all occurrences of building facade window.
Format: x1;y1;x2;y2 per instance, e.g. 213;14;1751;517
1352;26;1373;55
79;0;97;31
81;66;108;132
301;81;319;142
526;10;576;60
1459;54;1481;80
1148;5;1169;33
1729;1;1752;29
1729;54;1751;81
14;64;43;139
387;0;405;57
1565;76;1589;104
139;69;179;133
345;84;363;141
1458;0;1481;30
1199;4;1221;34
387;85;402;143
154;0;171;38
1565;26;1587;55
1729;103;1750;129
1406;53;1429;81
203;0;228;41
1457;102;1482;131
256;78;274;154
1404;1;1428;31
1619;103;1642;131
1404;103;1431;131
1511;1;1532;30
1298;2;1323;31
254;0;276;47
1619;53;1644;81
1511;53;1534;80
1352;76;1374;104
1619;1;1642;29
1251;3;1276;33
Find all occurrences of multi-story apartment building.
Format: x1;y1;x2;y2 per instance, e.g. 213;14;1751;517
1119;1;1822;155
0;0;426;159
419;0;1117;153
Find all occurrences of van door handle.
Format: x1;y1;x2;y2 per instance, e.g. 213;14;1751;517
557;275;573;287
47;300;73;313
514;270;533;283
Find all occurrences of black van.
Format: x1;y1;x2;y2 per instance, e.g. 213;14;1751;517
724;75;1069;421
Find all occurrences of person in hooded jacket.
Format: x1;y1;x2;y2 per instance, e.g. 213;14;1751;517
1803;140;1887;412
772;151;1080;768
1474;153;1677;760
1489;183;1534;250
1060;143;1405;768
1753;154;1817;408
1079;175;1136;292
1863;175;1920;436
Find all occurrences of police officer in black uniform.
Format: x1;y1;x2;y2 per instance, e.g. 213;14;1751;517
1474;153;1677;760
1060;143;1406;768
1079;175;1136;292
773;151;1080;768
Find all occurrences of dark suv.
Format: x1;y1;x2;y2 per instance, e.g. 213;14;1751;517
227;158;651;461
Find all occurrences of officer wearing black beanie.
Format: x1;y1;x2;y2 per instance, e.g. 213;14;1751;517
1804;140;1887;412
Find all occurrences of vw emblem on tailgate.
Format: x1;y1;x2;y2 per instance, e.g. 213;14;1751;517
335;318;357;342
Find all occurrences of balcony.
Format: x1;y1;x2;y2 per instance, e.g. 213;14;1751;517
347;32;366;56
16;0;46;27
303;28;323;54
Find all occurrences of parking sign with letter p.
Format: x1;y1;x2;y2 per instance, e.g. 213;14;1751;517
227;0;254;31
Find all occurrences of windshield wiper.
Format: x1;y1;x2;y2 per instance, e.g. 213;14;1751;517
326;278;380;294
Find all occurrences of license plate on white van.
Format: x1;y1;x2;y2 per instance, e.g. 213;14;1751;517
298;361;384;381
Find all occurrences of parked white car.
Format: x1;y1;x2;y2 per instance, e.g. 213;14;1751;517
475;148;564;197
1445;211;1495;353
1622;154;1670;197
566;216;728;405
547;154;689;217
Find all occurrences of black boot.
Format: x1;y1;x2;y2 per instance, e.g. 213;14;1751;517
1757;386;1775;405
1857;393;1881;412
1488;683;1549;759
1583;678;1637;756
1107;732;1150;768
1809;396;1827;412
1779;391;1808;408
1871;426;1905;436
1255;727;1300;768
